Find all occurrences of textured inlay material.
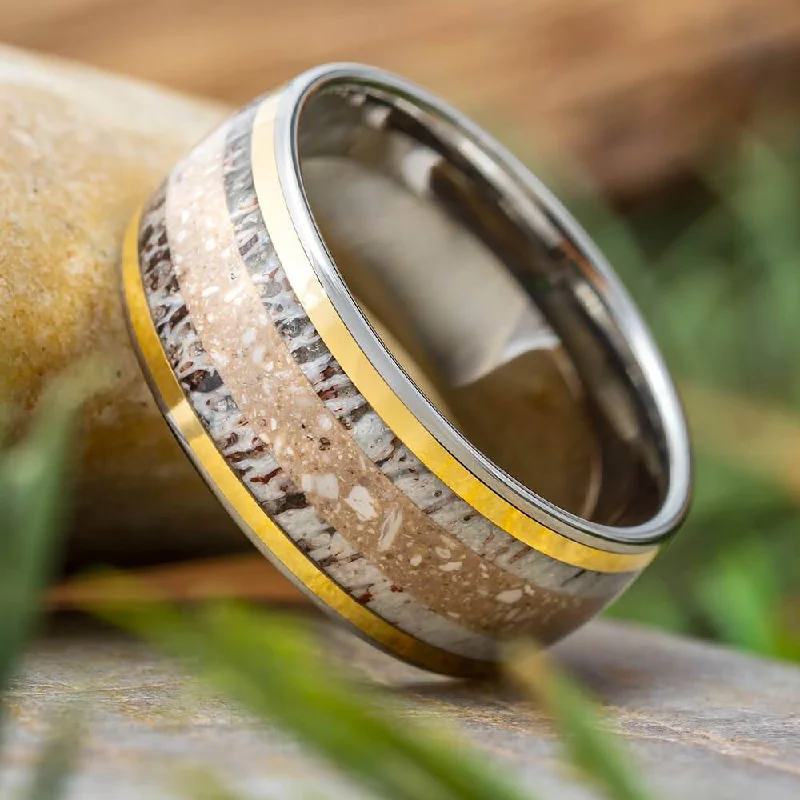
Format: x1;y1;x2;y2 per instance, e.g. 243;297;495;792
130;95;650;671
140;179;496;660
222;107;634;601
169;124;609;636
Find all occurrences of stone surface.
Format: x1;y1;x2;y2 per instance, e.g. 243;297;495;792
0;46;243;567
1;617;798;799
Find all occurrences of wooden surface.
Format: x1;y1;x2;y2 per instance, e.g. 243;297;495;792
2;0;800;196
2;618;799;799
47;555;306;608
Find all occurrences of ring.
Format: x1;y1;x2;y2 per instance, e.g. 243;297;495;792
122;63;692;675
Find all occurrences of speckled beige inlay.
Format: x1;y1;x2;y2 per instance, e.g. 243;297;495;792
164;124;600;637
140;186;496;660
221;110;635;602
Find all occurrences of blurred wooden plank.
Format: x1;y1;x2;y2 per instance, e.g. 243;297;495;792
1;0;799;194
48;555;306;609
2;618;799;798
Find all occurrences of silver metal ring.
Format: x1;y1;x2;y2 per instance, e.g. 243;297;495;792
123;62;692;674
275;63;692;550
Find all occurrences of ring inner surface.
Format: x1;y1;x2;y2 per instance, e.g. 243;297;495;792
296;83;669;528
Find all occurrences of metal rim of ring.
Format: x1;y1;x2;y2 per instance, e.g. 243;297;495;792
265;62;692;552
121;63;693;674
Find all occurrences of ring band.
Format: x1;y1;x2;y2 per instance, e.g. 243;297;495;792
122;63;692;675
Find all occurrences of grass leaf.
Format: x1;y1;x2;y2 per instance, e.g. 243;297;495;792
23;711;83;800
95;591;534;800
505;642;655;800
697;546;781;657
0;366;101;697
181;769;252;800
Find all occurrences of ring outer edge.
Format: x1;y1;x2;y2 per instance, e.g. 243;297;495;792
251;91;659;575
121;206;496;678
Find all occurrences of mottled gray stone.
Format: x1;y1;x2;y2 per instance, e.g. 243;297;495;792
1;618;798;799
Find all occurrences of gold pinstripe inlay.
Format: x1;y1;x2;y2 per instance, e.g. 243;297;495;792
250;95;657;575
122;208;493;677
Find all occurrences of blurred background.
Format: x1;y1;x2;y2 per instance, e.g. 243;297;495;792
6;0;799;660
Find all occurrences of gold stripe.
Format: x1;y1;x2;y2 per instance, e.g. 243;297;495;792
250;96;656;574
122;209;490;677
163;135;574;635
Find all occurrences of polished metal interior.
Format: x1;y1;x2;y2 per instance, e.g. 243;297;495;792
294;81;674;531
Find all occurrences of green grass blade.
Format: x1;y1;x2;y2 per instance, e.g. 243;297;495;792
181;769;253;800
714;135;800;269
202;604;527;800
0;386;81;695
96;593;534;800
697;547;781;656
505;643;655;800
23;711;83;800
